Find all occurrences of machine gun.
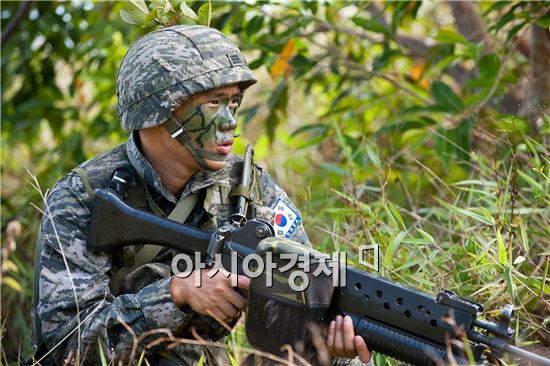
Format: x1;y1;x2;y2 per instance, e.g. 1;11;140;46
87;189;549;365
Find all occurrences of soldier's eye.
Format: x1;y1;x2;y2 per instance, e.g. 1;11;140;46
208;99;220;106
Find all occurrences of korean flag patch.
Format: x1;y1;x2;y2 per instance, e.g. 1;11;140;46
272;199;301;238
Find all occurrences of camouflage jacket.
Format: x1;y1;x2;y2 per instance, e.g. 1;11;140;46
34;133;310;365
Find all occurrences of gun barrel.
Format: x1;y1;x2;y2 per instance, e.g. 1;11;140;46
503;344;550;366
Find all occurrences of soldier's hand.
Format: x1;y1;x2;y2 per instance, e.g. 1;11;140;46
170;269;250;322
326;315;371;363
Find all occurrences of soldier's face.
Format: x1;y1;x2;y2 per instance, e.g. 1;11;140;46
174;85;242;170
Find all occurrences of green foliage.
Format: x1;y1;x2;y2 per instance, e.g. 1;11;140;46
1;0;549;364
121;0;213;38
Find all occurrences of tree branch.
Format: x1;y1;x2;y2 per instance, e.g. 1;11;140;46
1;1;33;50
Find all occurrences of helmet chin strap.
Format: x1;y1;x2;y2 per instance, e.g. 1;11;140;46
163;115;228;171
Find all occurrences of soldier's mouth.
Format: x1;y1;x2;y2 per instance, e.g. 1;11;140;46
216;140;233;154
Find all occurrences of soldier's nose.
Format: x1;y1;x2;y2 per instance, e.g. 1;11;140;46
219;110;237;131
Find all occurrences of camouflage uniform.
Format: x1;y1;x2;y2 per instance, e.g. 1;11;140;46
34;132;309;365
33;24;371;366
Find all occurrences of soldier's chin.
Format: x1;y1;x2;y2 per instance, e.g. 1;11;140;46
205;159;226;170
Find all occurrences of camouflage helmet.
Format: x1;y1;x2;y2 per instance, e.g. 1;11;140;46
116;25;257;131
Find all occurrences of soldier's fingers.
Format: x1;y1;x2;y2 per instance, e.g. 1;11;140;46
326;320;336;353
218;301;240;320
224;273;250;289
223;288;247;310
343;315;355;354
236;275;250;289
207;308;230;323
334;315;344;352
354;336;371;363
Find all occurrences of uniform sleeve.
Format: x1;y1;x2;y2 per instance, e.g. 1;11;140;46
258;171;310;247
36;172;193;364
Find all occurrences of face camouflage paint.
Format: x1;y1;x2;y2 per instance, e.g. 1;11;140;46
164;97;240;171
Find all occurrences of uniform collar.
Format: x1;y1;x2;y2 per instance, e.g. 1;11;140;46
126;132;231;204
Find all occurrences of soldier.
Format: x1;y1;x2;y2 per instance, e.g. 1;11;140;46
32;25;372;365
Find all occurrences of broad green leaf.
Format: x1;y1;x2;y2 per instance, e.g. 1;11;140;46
291;123;329;137
352;17;389;35
384;231;406;268
319;162;348;176
494;10;515;33
497;229;507;265
416;228;435;244
365;144;381;168
151;0;172;16
179;0;198;23
245;15;264;38
483;1;509;16
391;2;409;34
505;21;529;45
265;80;288;142
537;13;550;28
434;29;467;44
289;54;317;71
388;201;406;230
161;0;173;16
376;119;433;136
436;198;495;225
504;266;514;301
3;276;22;292
434;54;463;71
120;4;147;25
402;238;432;245
525;277;549;296
433;117;473;168
518;170;543;191
479;53;500;81
6;259;19;273
464;42;485;62
431;81;464;113
197;1;211;26
519;220;529;253
129;0;149;14
497;116;529;135
384;205;399;228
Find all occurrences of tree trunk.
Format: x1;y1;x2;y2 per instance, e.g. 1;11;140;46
448;1;492;50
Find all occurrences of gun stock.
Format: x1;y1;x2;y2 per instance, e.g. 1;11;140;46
87;189;212;253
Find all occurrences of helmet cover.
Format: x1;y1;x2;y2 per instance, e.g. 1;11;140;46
116;25;257;131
